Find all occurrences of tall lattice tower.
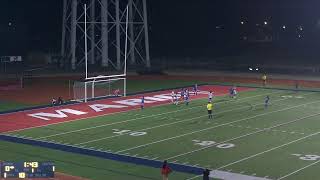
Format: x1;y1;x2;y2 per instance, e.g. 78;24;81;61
61;0;151;70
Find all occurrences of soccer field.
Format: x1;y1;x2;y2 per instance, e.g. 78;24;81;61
2;87;320;179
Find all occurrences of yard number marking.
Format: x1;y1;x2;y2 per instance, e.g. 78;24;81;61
292;154;320;161
112;129;147;137
281;95;304;99
192;140;235;149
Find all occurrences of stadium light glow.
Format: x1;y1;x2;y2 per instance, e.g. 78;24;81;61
264;21;268;25
249;67;253;71
282;25;286;29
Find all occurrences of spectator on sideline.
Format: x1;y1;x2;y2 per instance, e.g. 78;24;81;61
114;88;120;96
262;74;267;87
161;160;172;180
203;169;210;180
57;97;64;105
51;98;57;106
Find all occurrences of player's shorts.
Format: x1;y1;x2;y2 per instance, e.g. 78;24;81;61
207;110;212;114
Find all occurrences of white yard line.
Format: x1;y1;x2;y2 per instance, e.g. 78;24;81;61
213;132;320;171
166;112;320;160
33;91;276;140
116;98;320;154
74;97;284;145
277;160;320;180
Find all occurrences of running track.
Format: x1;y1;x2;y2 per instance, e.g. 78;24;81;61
0;85;252;133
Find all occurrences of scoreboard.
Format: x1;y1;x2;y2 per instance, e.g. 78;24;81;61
0;162;54;178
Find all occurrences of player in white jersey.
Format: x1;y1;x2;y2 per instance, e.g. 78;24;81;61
171;91;175;104
174;91;179;105
208;91;213;102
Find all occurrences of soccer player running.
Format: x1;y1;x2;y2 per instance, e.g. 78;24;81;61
184;91;190;106
193;84;198;95
264;95;270;109
207;102;213;119
141;96;145;110
232;86;237;98
180;89;185;102
171;91;175;104
174;91;179;105
208;91;213;102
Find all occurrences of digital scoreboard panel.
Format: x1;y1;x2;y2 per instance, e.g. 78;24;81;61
0;162;54;178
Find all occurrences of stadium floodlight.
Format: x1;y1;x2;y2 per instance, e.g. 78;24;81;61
249;67;253;71
240;21;244;25
264;21;268;25
282;25;286;29
256;68;259;71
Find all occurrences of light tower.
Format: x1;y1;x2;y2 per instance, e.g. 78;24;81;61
61;0;151;70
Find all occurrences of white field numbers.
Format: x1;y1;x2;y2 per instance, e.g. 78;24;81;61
281;95;304;99
112;129;147;137
292;154;320;161
192;140;235;149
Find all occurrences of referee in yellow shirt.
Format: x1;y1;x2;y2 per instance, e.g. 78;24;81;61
207;102;213;119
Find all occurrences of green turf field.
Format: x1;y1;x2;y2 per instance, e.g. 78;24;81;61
3;88;320;179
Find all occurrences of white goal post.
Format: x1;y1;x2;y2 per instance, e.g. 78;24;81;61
75;4;129;103
73;76;126;102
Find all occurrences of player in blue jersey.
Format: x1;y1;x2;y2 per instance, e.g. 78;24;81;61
141;96;145;109
180;89;185;102
184;92;190;106
264;95;270;108
193;84;198;95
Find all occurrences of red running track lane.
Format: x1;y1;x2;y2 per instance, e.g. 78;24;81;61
0;85;253;133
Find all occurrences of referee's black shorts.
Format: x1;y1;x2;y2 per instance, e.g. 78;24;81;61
207;110;212;114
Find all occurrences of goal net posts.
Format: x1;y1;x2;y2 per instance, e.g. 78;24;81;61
73;77;126;102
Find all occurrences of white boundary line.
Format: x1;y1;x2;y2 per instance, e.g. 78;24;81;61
277;160;320;179
33;91;277;139
116;97;320;154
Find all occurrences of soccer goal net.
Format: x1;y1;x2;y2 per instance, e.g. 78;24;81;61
73;77;126;102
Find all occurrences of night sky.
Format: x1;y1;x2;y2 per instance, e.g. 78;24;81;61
1;0;320;58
